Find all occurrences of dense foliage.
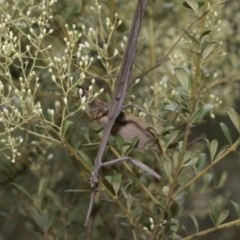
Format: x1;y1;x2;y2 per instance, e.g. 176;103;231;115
0;0;240;239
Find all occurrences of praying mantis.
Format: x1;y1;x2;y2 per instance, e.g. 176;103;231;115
84;0;153;226
83;0;210;226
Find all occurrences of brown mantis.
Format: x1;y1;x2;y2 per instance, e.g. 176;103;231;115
83;0;210;226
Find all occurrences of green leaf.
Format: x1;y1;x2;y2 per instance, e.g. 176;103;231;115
185;0;199;13
220;122;232;144
202;42;216;61
11;183;33;201
65;189;92;193
47;206;57;229
115;213;127;218
217;210;229;226
115;134;124;153
164;104;181;113
81;127;91;143
77;151;94;169
63;6;80;21
38;178;49;200
205;138;210;151
182;157;198;167
190;214;199;233
191;104;213;124
180;46;199;54
209;204;219;226
173;151;179;170
177;25;199;44
218;171;228;187
163;160;172;181
105;175;112;184
63;120;74;136
144;139;157;150
196;153;206;172
182;0;205;9
124;136;139;156
227;108;240;133
165;130;179;149
201;29;213;39
120;221;131;227
170;218;179;232
215;145;229;160
30;207;48;232
111;173;122;197
174;67;192;93
210;139;218;161
231;201;240;218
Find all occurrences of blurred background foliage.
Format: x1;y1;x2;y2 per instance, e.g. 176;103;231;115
0;0;240;239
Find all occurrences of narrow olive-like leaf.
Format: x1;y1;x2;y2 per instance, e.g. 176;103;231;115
182;157;198;167
125;136;139;156
144;138;157;150
210;139;218;161
215;145;229;160
47;206;57;229
164;104;182;113
159;126;175;135
201;29;212;39
191;104;213;124
132;207;141;219
185;0;199;13
182;0;205;9
163;160;172;181
36;124;54;130
197;153;206;172
218;171;228;187
81;127;90;143
209;204;219;226
173;151;179;170
190;214;199;233
112;173;122;197
63;6;80;21
65;189;92;193
105;175;112;184
112;173;122;182
30;207;48;232
202;42;216;61
174;67;192;93
227;108;240;133
120;222;131;227
220;122;232;144
38;178;49;200
165;130;179;149
176;25;199;44
202;172;214;189
77;151;94;169
115;213;127;218
180;47;199;54
205;138;210;151
217;210;229;226
170;218;179;232
63;120;73;136
231;201;240;218
115;134;124;153
11;183;33;201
